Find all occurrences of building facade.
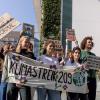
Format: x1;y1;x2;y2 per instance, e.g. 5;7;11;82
33;0;72;51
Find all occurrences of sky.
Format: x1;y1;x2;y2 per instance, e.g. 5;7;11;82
72;0;100;56
0;0;38;38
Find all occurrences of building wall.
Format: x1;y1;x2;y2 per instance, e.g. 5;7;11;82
33;0;72;52
33;0;42;32
61;0;72;51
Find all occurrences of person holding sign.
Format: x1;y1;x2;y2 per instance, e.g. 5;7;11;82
0;43;13;100
64;46;88;100
5;36;36;100
80;36;96;100
37;41;61;100
0;50;4;83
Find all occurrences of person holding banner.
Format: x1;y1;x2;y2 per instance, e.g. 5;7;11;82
0;50;4;83
0;43;12;100
80;36;96;100
5;36;36;100
37;41;61;100
64;46;88;100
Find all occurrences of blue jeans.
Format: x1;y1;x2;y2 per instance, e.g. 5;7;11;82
0;82;7;100
6;83;31;100
37;88;61;100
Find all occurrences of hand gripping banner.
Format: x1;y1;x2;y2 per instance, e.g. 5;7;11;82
2;52;88;93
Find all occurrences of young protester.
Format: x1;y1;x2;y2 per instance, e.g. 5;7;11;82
37;41;61;100
64;50;73;66
2;36;36;100
56;51;63;64
80;36;97;100
27;42;36;100
63;47;88;100
41;40;47;55
27;42;36;60
60;50;73;67
0;47;4;83
0;43;12;100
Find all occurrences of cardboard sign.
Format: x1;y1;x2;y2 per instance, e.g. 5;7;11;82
5;53;88;93
87;55;100;70
0;13;12;28
22;23;34;38
0;19;20;39
0;13;20;39
66;29;76;41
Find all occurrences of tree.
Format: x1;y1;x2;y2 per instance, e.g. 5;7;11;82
41;0;61;40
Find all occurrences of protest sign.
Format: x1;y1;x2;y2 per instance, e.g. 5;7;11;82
0;13;12;28
87;55;100;70
42;39;63;55
66;29;76;41
22;23;34;38
5;53;88;93
0;19;20;39
0;13;20;39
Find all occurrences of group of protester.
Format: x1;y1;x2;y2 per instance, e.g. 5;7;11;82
0;35;97;100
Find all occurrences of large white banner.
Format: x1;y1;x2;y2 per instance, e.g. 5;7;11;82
0;13;20;39
5;53;88;93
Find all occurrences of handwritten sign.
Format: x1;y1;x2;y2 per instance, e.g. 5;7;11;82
87;55;100;70
66;29;76;41
0;13;20;39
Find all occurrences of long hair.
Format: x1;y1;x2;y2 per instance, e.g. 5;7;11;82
45;40;55;53
28;42;33;52
16;36;30;53
80;36;94;50
46;40;55;47
71;46;82;63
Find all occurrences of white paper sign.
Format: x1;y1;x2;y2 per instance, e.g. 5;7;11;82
0;13;20;39
0;13;12;28
87;55;100;70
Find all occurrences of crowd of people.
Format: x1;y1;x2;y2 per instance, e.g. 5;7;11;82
0;35;97;100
